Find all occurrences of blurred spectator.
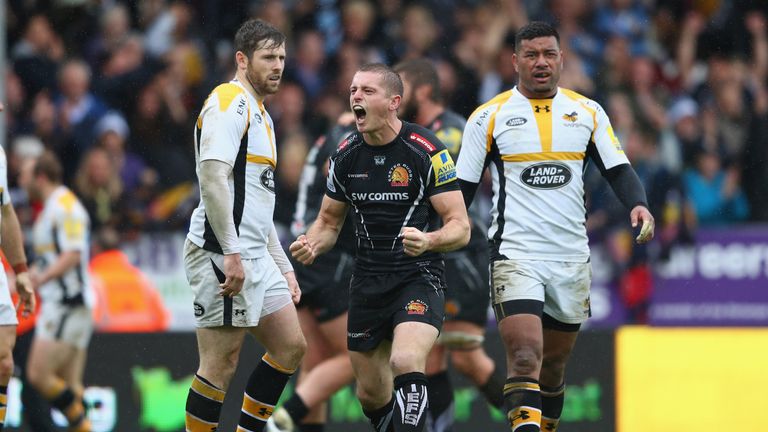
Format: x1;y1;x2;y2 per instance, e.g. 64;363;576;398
273;131;311;236
12;15;64;99
285;28;329;100
54;59;109;178
95;111;157;195
90;227;170;333
84;3;132;71
683;148;750;226
73;146;126;231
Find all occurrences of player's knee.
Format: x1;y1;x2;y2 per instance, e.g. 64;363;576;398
288;333;308;369
507;346;541;376
541;352;569;382
0;352;13;381
355;381;386;409
390;350;422;375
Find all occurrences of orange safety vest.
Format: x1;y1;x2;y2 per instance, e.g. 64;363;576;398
89;250;170;332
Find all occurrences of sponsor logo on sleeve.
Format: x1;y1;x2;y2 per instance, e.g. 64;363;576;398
435;127;463;156
431;149;456;186
410;132;436;152
520;162;573;189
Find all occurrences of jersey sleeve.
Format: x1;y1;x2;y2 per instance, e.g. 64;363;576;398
456;106;492;183
421;129;459;197
55;201;89;253
434;124;463;160
197;84;250;166
588;101;630;169
325;153;349;202
0;148;11;206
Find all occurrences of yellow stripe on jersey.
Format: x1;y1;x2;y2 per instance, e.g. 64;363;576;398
501;152;585;163
246;154;276;168
242;394;274;420
258;101;276;162
468;90;514;153
529;99;553;152
57;190;78;212
213;83;245;112
191;375;225;402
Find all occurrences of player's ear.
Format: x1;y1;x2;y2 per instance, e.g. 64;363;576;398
390;94;401;112
235;51;249;70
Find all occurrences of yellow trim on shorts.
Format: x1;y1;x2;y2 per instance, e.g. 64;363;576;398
191;376;225;402
501;152;585;162
242;393;274;420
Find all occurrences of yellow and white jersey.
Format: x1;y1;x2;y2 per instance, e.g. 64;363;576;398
0;147;12;244
456;86;630;262
32;186;93;306
187;79;278;259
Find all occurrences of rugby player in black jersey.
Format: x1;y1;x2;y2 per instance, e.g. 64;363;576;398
290;63;470;432
395;59;505;432
269;114;357;432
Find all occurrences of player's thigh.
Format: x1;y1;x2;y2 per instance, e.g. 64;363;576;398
297;307;330;371
317;311;349;355
391;321;439;374
27;336;75;381
196;326;247;367
349;340;393;399
542;261;592;325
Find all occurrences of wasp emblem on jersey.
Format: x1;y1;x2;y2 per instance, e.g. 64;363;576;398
431;149;457;187
389;163;412;187
563;111;578;122
260;167;276;193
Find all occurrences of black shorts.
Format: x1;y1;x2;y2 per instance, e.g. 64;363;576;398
443;248;490;326
347;265;446;352
294;248;354;323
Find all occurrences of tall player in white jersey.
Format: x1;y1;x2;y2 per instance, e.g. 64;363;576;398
456;22;654;432
23;151;93;431
183;19;306;432
0;104;36;431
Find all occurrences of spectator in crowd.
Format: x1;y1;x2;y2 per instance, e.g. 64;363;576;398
683;148;750;226
73;146;125;231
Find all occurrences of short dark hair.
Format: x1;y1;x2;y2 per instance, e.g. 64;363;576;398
234;19;285;59
515;21;560;52
393;59;442;103
34;151;63;183
359;63;404;97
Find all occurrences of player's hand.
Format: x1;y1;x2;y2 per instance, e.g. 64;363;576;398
290;235;316;265
284;271;301;304
220;253;245;297
631;205;655;244
14;272;35;317
400;227;431;257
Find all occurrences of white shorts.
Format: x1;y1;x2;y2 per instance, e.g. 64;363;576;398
0;272;18;326
35;303;94;349
184;240;291;328
491;259;592;324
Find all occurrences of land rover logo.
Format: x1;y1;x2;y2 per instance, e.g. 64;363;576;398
520;162;572;189
506;117;527;127
261;167;275;193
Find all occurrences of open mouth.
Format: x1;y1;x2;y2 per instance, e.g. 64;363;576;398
268;74;281;83
533;71;550;82
352;105;367;122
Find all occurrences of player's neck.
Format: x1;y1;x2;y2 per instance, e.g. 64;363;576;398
417;103;444;128
517;84;558;100
236;71;265;103
39;183;59;202
364;117;402;146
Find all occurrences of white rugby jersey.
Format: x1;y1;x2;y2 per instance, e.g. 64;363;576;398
187;79;278;259
0;147;12;244
456;87;630;262
33;186;93;306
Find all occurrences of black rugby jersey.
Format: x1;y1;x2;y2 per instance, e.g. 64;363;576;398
427;109;487;252
326;121;460;273
292;123;356;254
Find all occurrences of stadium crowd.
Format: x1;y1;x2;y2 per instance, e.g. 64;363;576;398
4;0;768;323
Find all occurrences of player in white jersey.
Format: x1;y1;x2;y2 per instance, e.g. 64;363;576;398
183;19;306;432
22;152;92;431
0;102;36;430
456;22;654;432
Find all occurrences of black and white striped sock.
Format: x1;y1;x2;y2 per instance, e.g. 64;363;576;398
394;372;429;432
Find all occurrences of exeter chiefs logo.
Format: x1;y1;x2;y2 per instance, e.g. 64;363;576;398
405;300;428;315
388;163;412;187
260;167;275;193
